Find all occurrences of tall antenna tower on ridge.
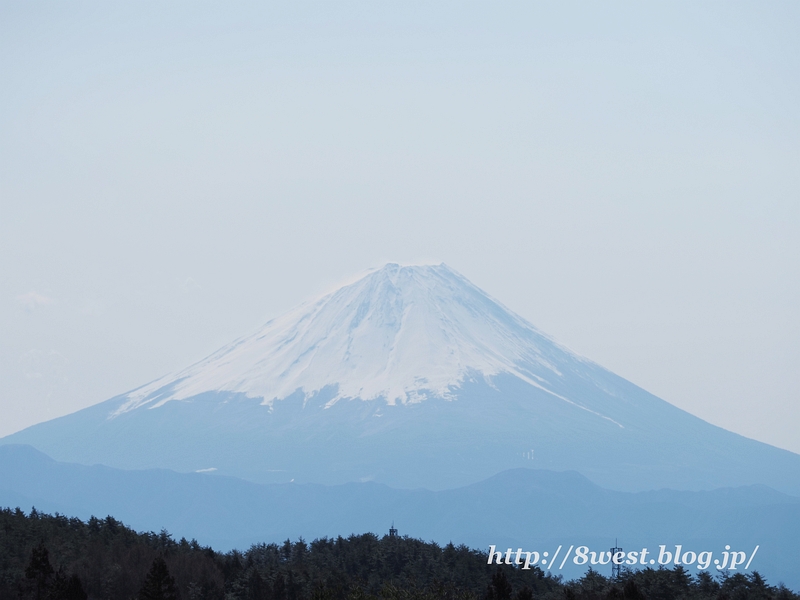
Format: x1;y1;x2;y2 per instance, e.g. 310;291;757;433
389;521;398;537
610;539;623;580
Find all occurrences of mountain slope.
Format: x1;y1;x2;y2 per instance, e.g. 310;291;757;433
3;263;799;493
116;263;608;417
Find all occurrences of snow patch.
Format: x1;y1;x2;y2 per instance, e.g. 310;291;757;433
115;264;618;426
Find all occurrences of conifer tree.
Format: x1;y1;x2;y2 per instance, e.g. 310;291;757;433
487;567;513;600
51;570;88;600
515;586;533;600
622;579;644;600
24;542;54;600
138;557;178;600
248;569;269;600
274;572;287;600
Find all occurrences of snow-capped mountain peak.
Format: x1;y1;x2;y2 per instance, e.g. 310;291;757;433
9;264;800;497
118;263;575;414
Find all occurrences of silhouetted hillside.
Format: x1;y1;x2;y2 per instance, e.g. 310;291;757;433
1;507;797;600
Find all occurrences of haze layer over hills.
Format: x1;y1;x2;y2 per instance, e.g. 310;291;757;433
3;263;799;494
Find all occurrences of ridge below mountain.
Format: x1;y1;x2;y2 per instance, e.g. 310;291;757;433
1;445;798;588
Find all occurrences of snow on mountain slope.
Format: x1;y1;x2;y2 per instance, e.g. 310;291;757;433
5;262;800;494
118;263;615;425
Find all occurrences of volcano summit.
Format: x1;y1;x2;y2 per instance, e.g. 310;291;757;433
4;263;799;493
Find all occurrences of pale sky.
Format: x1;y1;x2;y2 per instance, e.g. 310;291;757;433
1;1;798;453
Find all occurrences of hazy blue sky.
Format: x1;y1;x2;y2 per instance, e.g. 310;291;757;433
2;2;798;453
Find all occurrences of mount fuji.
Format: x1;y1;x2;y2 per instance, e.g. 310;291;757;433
3;263;799;494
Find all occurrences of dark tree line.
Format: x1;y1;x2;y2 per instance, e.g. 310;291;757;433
0;507;796;600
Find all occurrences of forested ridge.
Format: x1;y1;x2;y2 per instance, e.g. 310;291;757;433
0;507;795;600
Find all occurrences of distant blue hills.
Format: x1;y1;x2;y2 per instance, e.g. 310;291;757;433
2;444;798;588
